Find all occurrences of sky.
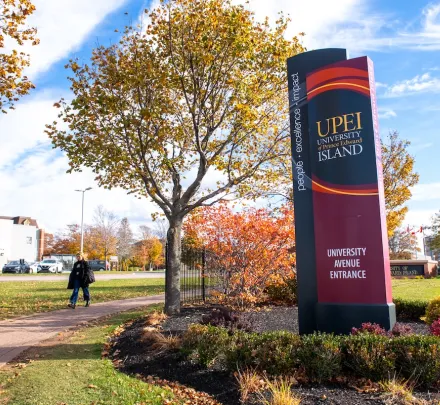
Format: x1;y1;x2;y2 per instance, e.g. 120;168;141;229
0;0;439;239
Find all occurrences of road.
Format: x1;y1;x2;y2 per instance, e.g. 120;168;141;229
0;272;165;282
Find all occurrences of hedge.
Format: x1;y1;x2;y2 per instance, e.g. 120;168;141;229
182;325;440;387
393;298;428;321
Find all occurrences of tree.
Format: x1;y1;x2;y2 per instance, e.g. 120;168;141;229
389;228;419;260
135;225;164;270
92;205;118;265
42;232;55;256
46;0;304;314
51;224;81;254
428;212;440;253
183;204;295;306
382;131;419;237
152;218;168;244
117;217;134;271
134;238;163;271
1;0;39;112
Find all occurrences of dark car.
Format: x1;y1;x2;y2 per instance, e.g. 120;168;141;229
2;260;31;274
88;260;107;271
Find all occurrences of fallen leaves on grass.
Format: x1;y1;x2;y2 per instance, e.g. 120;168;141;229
141;375;221;405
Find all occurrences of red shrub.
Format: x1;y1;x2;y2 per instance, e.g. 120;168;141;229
351;323;387;336
430;318;440;336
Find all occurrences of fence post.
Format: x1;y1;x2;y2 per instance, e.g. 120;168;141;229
202;248;206;302
165;242;168;300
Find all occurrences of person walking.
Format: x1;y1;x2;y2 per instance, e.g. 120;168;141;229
67;254;95;309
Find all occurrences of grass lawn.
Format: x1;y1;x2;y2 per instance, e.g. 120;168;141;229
0;279;164;320
0;305;175;405
0;270;164;276
392;278;440;301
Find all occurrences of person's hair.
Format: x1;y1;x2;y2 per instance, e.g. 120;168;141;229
76;253;88;260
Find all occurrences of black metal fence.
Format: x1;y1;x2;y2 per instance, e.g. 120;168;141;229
165;244;224;304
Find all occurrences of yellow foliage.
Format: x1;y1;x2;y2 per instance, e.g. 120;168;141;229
0;0;38;112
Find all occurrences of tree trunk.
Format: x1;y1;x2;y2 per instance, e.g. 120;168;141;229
165;219;182;315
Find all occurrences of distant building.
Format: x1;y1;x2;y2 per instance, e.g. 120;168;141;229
0;216;45;268
424;235;439;260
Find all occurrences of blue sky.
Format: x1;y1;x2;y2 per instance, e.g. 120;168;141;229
0;0;439;238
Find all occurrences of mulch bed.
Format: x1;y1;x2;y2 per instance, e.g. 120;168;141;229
110;305;437;405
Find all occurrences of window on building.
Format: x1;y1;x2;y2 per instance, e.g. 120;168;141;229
26;236;32;244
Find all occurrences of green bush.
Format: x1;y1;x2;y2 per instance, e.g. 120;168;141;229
391;336;440;387
265;277;297;305
181;324;440;387
425;296;440;325
393;298;427;321
343;334;395;381
297;333;342;383
226;331;300;375
181;324;230;366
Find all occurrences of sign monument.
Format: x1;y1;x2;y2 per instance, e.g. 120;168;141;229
287;49;396;334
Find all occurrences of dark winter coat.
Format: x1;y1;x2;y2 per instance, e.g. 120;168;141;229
67;260;95;289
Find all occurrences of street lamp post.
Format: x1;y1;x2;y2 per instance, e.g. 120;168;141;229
75;188;92;255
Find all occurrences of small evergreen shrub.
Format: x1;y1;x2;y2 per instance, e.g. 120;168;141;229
265;276;297;305
393;298;428;321
343;334;395;381
181;324;230;366
391;335;440;387
226;331;301;375
425;297;440;325
297;333;342;383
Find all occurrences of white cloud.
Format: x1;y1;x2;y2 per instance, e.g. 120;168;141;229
0;149;158;233
385;72;440;97
411;183;440;202
405;209;437;228
378;108;397;119
376;82;388;88
20;0;129;78
0;89;64;169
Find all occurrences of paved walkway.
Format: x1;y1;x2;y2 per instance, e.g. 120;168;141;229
0;294;164;368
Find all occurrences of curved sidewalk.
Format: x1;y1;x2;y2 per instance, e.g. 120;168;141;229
0;294;164;368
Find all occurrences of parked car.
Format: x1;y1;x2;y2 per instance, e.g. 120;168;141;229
38;259;63;273
29;262;40;274
2;260;31;274
88;260;108;271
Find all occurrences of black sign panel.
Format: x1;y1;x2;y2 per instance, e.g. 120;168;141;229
287;49;347;334
391;265;424;277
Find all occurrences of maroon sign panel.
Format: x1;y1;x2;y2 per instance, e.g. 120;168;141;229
308;56;392;305
288;50;395;334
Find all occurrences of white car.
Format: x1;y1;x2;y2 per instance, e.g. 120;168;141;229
38;259;63;273
29;262;40;274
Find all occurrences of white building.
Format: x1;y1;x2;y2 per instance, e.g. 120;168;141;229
0;216;43;268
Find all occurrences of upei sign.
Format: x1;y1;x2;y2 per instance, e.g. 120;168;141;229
287;49;396;334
